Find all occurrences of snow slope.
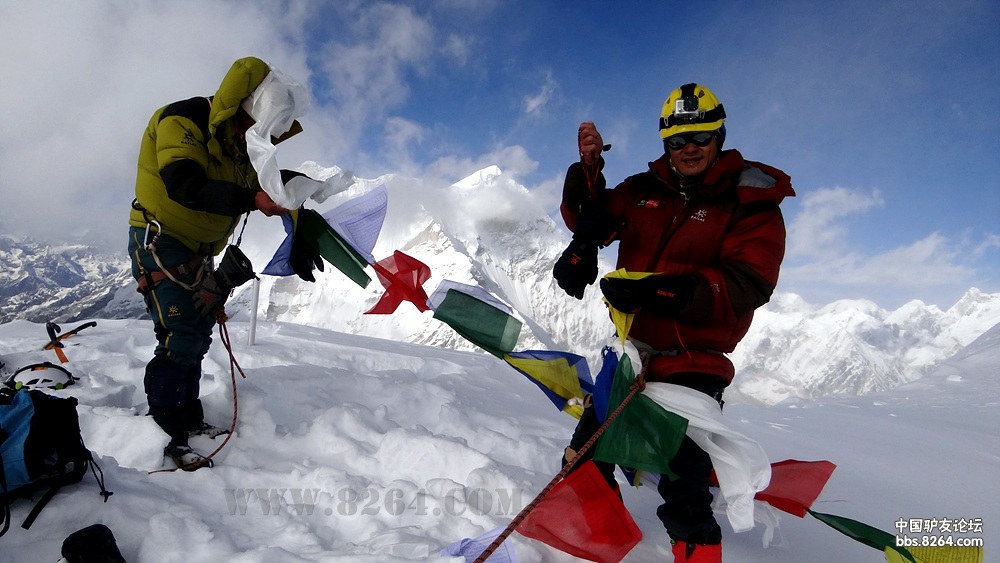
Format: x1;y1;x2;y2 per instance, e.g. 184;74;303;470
1;318;995;562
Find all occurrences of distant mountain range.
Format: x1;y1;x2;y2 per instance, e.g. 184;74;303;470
2;166;997;405
0;236;144;324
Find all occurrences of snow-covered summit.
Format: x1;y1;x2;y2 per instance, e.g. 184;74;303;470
0;313;995;561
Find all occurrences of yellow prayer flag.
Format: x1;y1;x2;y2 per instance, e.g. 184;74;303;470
884;545;984;563
602;269;657;345
504;355;586;417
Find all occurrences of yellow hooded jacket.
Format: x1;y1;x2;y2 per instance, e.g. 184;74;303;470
129;57;300;256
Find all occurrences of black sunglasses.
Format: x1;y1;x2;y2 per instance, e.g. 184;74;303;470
665;131;715;150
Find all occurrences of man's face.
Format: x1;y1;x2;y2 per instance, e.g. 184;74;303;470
234;107;256;145
667;133;719;177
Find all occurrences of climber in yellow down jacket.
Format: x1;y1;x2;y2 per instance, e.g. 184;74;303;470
127;57;321;469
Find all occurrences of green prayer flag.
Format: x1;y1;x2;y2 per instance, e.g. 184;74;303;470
432;288;522;358
299;208;372;288
594;354;687;480
808;509;916;562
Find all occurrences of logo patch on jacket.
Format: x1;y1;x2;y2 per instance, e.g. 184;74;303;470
637;198;660;209
167;305;182;318
691;209;708;222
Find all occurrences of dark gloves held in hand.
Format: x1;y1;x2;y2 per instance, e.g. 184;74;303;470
553;199;621;299
575;201;624;248
553;238;598;299
192;245;256;316
289;229;324;282
599;274;695;317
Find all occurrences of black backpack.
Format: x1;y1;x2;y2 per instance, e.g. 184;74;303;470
0;389;112;537
61;523;126;562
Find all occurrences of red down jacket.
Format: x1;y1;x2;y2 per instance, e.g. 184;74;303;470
560;149;795;385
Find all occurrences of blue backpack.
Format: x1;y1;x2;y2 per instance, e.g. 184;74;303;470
0;389;111;537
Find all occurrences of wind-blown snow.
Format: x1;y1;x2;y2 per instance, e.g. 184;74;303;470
1;318;996;561
232;166;615;373
233;166;1000;406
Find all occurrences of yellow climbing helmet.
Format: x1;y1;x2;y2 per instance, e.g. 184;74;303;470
659;83;727;139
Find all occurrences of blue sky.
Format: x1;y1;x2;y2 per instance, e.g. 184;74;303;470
1;0;997;309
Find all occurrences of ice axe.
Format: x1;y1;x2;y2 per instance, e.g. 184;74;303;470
44;322;70;363
43;321;97;363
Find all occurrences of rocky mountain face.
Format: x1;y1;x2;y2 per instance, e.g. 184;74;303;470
0;236;144;324
2;167;998;405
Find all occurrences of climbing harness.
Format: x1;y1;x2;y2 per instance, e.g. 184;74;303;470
135;218;206;293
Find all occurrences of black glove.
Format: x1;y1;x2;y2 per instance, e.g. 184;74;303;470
575;201;624;247
599;274;695;317
192;245;256;316
289;228;324;282
553;238;598;299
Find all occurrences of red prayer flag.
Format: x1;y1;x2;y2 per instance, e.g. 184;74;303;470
517;461;642;563
756;459;837;517
365;250;431;314
708;459;836;517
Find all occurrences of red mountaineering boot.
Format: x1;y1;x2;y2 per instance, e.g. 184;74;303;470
671;539;721;562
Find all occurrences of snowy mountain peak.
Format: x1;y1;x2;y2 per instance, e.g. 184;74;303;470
948;287;997;319
451;165;503;189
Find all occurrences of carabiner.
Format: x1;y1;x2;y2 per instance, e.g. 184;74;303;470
143;220;162;250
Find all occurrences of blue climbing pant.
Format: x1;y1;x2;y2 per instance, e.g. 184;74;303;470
128;227;215;365
128;227;215;447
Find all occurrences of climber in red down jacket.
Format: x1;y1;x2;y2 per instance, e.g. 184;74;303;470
553;83;795;562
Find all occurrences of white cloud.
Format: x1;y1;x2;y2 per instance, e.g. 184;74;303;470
423;144;538;188
781;186;995;306
522;70;558;116
442;34;473;66
970;233;1000;258
527;173;569;223
379;116;428;173
1;1;993;312
786;232;970;287
317;4;435;124
0;0;311;248
786;186;884;259
0;1;453;250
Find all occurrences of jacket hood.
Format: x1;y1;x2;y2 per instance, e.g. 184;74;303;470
208;57;271;140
